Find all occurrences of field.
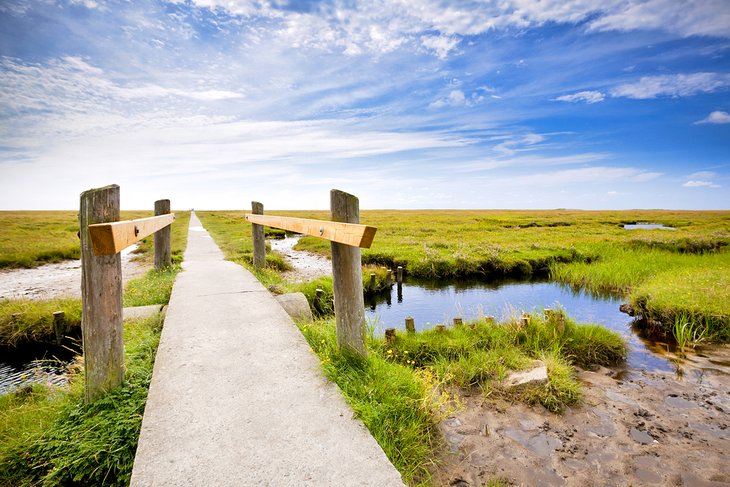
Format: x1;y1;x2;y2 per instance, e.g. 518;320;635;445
198;209;730;340
0;211;191;348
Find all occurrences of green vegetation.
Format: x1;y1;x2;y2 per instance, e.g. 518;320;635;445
299;310;625;485
0;212;190;349
198;209;730;340
0;313;163;487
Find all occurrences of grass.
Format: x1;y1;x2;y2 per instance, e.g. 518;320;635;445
198;209;730;340
0;313;164;487
0;212;190;349
299;311;625;485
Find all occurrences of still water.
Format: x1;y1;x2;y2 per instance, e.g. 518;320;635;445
364;279;674;372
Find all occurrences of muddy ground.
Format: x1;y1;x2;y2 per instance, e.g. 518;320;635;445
269;236;331;282
435;347;730;487
0;246;149;300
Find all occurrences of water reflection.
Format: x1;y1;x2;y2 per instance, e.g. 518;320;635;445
365;278;675;372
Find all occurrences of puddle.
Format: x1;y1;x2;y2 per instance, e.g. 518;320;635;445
0;360;69;395
503;428;562;458
629;427;654;444
624;223;676;230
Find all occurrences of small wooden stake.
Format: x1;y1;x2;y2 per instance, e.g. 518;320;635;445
405;316;415;333
154;199;172;270
386;269;392;285
314;288;324;307
369;273;376;292
53;311;65;345
397;266;403;284
453;317;463;328
485;315;496;324
80;184;124;404
436;324;446;333
330;189;367;358
385;328;396;346
252;201;265;270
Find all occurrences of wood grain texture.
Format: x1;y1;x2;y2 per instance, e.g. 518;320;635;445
330;189;367;358
244;213;377;248
251;201;265;270
88;213;175;255
154;199;172;269
79;184;124;403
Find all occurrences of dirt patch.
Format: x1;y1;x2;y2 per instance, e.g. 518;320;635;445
0;246;150;300
269;236;331;283
434;347;730;486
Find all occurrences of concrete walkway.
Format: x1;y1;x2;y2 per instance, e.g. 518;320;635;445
131;213;404;486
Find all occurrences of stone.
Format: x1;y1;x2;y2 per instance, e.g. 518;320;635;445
274;292;314;323
505;363;549;389
123;304;164;321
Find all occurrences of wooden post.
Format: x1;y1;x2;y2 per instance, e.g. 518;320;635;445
405;316;415;334
252;201;265;270
369;273;376;293
330;189;367;358
385;328;396;346
453;317;463;328
386;269;392;285
53;311;65;345
314;288;324;308
154;199;172;270
436;324;446;333
80;184;124;404
397;266;403;284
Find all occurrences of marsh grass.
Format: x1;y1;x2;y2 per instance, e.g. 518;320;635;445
672;314;706;357
299;311;625;484
0;314;163;487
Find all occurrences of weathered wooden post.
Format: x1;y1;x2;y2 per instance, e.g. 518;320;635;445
405;316;415;334
453;317;463;328
251;201;265;270
330;189;367;358
397;266;403;284
385;328;396;346
369;273;377;293
386;269;392;285
53;311;65;345
79;184;124;403
154;199;172;270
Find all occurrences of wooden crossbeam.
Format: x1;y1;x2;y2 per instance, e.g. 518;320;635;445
88;214;175;256
244;214;377;248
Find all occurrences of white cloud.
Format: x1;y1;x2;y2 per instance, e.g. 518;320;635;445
611;73;730;99
695;110;730;124
688;171;717;179
429;89;486;108
555;91;605;104
420;35;460;59
505;166;662;186
683;180;721;188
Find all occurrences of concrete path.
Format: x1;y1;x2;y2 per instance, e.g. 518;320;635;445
131;213;404;486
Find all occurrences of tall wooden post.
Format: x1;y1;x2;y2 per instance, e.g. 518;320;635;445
80;184;124;403
330;189;367;358
252;201;265;270
154;199;171;270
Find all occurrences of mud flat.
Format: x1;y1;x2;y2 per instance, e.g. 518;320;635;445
269;235;331;282
0;246;148;300
435;347;730;486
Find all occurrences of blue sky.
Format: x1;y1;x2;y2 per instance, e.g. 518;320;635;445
1;0;729;210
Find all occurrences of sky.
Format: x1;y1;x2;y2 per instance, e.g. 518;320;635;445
0;0;729;210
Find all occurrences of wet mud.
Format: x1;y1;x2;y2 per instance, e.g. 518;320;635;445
0;246;149;300
435;347;730;486
269;236;331;282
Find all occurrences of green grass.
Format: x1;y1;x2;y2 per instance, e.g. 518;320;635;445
0;212;190;348
299;311;626;485
0;313;163;487
198;209;730;340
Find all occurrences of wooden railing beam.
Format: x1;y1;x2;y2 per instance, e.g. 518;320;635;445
88;213;175;256
244;214;376;248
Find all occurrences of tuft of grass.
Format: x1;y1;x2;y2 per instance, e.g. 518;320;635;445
0;298;82;348
672;313;706;357
123;264;181;307
0;314;164;487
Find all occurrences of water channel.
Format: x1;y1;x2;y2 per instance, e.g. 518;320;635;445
364;278;675;372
